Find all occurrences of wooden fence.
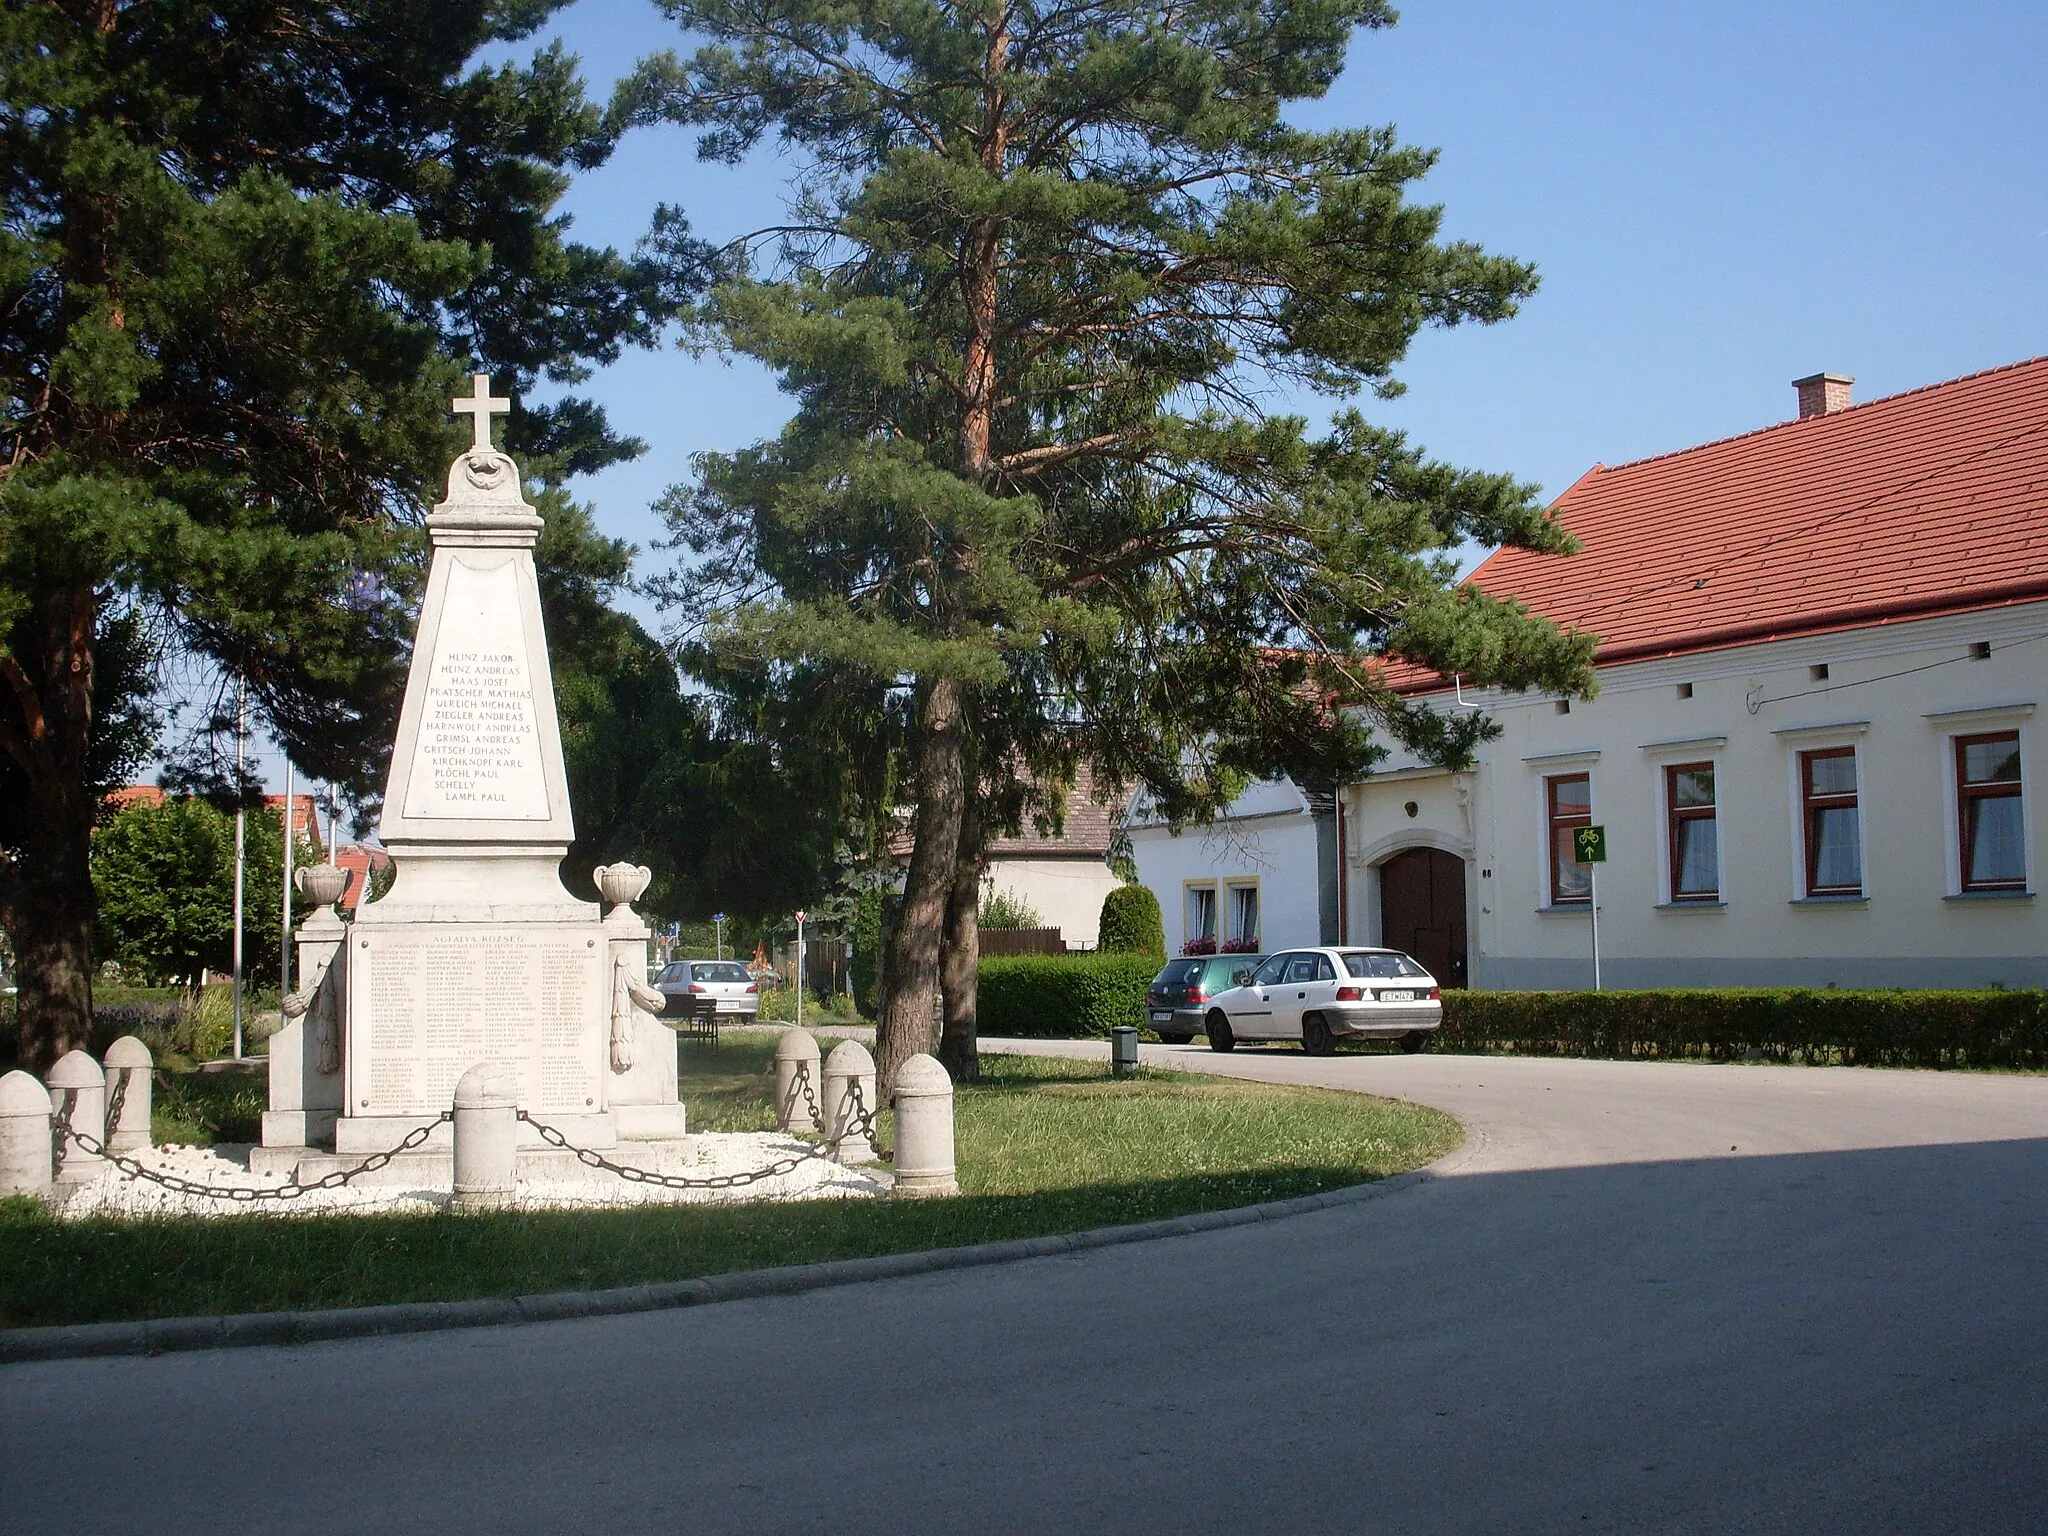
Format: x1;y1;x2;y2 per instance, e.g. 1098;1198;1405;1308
978;927;1068;957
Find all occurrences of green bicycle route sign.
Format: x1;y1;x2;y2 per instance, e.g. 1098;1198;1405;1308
1573;825;1608;864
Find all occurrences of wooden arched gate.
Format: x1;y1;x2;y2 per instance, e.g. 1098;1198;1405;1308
1376;847;1468;988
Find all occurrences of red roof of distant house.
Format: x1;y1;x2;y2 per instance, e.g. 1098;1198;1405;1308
889;764;1119;861
106;785;321;840
1393;356;2048;690
330;844;390;911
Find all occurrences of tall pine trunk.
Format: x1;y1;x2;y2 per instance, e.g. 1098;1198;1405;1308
876;677;965;1090
937;788;983;1082
7;805;96;1074
0;585;102;1071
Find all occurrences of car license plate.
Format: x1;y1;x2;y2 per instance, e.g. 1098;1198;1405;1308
1379;989;1414;1003
1150;1010;1172;1022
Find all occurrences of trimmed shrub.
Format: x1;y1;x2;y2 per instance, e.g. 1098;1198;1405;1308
978;953;1161;1038
1098;883;1165;958
1438;988;2048;1069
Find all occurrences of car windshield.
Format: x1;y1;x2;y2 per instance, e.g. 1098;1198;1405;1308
1340;951;1429;980
1155;959;1206;986
691;962;752;983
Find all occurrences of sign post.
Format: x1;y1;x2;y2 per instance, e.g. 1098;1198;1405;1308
1574;825;1608;991
793;911;806;1030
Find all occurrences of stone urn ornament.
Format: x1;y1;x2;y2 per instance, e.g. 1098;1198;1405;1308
593;863;652;908
295;863;353;912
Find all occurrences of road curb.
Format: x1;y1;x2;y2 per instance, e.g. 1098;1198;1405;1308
0;1163;1444;1365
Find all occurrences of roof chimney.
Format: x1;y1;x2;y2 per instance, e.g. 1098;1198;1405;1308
1793;372;1854;419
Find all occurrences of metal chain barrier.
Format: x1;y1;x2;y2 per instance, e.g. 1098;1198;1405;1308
105;1066;131;1142
50;1088;453;1203
516;1109;852;1190
794;1059;825;1133
843;1076;892;1162
44;1063;886;1203
50;1087;75;1172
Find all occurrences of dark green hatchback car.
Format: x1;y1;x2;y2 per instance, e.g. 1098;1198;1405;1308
1146;953;1267;1043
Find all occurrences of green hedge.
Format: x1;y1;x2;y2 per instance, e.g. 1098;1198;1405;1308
1439;988;2048;1069
977;953;1161;1039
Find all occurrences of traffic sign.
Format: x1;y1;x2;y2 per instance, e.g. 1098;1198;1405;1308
1573;825;1608;864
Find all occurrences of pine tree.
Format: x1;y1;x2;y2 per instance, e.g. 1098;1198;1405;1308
0;1;684;1068
621;0;1595;1086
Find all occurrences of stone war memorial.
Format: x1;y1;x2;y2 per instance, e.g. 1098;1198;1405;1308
257;373;691;1178
0;378;958;1214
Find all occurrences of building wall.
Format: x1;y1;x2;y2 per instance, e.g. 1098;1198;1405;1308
1349;602;2048;990
981;856;1122;948
1128;783;1321;956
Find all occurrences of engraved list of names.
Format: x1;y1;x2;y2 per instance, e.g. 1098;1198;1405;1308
401;556;551;820
353;928;601;1115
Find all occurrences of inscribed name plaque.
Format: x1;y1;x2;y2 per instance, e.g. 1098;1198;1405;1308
401;556;551;821
347;928;604;1116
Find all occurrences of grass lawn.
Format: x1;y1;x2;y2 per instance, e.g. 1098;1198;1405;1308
0;1037;1459;1330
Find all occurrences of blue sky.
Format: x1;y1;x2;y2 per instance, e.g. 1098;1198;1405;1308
247;1;2047;800
516;0;2048;631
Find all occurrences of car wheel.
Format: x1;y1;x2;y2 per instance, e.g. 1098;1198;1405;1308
1400;1030;1430;1054
1205;1011;1236;1053
1158;1032;1193;1045
1301;1012;1335;1057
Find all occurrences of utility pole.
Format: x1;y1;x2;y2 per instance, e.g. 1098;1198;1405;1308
794;911;806;1030
231;679;247;1059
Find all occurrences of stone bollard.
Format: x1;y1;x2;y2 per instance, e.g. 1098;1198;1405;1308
102;1036;154;1152
452;1062;521;1209
890;1053;958;1197
773;1027;823;1135
821;1039;880;1164
48;1049;106;1185
0;1070;55;1198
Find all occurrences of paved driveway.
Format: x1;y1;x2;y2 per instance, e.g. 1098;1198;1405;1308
8;1047;2047;1534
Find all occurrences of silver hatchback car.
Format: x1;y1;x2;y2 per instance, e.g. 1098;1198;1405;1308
1204;947;1441;1056
653;959;760;1022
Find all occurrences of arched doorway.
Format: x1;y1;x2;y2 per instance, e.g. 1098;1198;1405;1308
1377;847;1468;988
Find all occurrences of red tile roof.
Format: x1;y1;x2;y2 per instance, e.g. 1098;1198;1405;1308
888;764;1120;861
106;785;322;841
331;844;390;911
1415;356;2048;685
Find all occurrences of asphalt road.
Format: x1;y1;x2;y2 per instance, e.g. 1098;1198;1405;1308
8;1046;2048;1534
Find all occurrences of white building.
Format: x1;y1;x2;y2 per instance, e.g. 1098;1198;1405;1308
893;767;1124;949
1142;359;2048;989
1126;777;1325;956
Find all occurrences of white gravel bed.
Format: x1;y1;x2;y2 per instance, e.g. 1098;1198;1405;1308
58;1135;888;1219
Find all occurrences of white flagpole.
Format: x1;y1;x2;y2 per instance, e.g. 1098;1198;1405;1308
231;679;247;1059
281;758;295;999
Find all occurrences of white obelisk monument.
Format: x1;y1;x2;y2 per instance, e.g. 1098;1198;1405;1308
260;377;685;1171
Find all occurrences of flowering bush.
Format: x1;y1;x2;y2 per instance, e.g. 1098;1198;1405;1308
1220;936;1260;953
1181;935;1217;955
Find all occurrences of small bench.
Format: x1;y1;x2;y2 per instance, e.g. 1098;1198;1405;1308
672;995;720;1049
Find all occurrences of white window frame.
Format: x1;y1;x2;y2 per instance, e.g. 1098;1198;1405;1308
1523;750;1600;912
1640;736;1728;908
1182;881;1219;946
1929;705;2035;896
1775;722;1869;901
1223;878;1261;947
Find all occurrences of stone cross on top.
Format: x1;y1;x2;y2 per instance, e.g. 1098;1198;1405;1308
453;373;510;452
